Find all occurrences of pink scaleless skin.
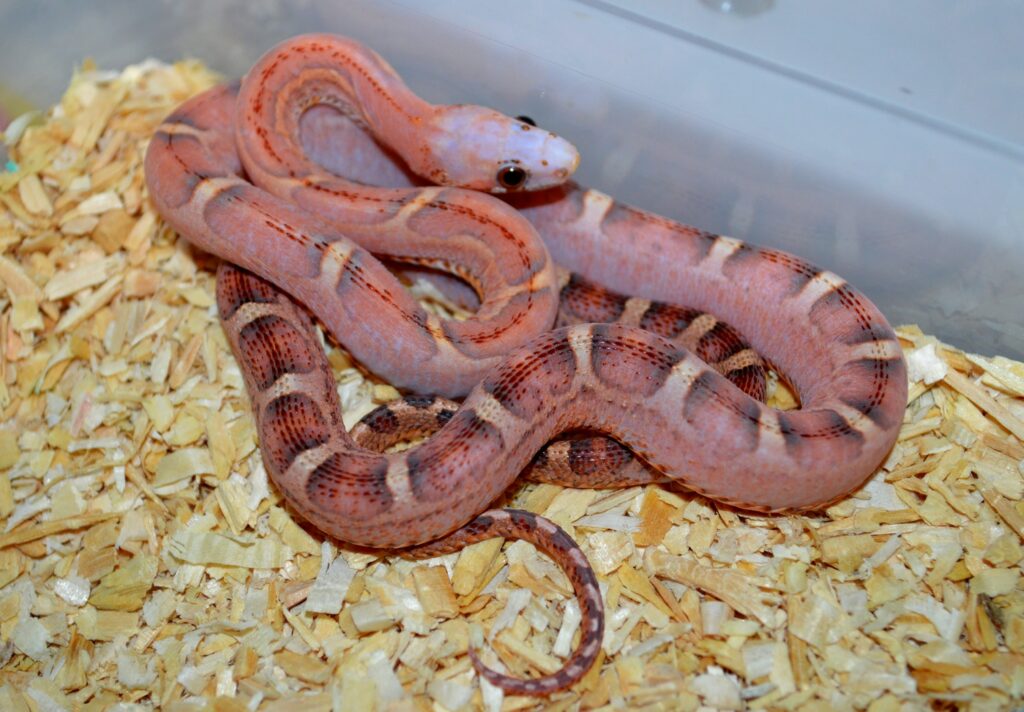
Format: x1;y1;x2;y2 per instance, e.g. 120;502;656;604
144;34;909;695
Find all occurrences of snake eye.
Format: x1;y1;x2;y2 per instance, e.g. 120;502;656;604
497;164;528;191
515;115;536;127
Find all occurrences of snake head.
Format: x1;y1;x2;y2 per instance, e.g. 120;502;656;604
424;105;579;193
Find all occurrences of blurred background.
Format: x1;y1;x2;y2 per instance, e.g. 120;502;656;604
2;0;1022;356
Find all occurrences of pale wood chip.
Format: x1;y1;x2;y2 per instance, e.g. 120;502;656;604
0;512;120;549
45;254;124;301
75;607;139;641
269;505;320;555
493;628;561;674
54;272;123;332
0;255;45;300
645;549;778;627
349;599;396;633
968;353;1024;397
167;529;292;568
275;649;333;684
452;537;504;597
632;487;679;547
17;174;53;216
413;565;459;620
89;554;159;611
152;446;215;486
944;368;1024;442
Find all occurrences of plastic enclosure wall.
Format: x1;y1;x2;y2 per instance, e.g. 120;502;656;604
1;0;1021;356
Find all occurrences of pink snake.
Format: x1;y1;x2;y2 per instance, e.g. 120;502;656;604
144;34;908;695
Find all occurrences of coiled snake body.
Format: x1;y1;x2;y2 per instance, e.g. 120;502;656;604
145;34;908;695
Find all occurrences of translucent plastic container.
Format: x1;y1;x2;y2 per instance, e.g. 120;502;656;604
2;0;1021;356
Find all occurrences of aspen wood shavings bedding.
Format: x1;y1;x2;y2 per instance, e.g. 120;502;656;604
0;60;1022;711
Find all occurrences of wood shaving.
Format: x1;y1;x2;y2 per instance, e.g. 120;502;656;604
0;59;1022;710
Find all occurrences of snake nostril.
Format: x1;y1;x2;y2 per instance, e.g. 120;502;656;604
515;115;536;127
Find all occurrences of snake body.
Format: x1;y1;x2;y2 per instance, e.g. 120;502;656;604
216;263;600;694
144;34;909;695
145;34;576;397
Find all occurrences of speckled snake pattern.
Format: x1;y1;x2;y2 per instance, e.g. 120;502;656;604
215;263;600;694
145;34;909;695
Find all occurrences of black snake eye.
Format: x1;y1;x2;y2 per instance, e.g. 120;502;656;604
497;164;528;190
515;115;536;127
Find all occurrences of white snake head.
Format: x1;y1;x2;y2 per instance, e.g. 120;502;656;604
424;105;579;193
